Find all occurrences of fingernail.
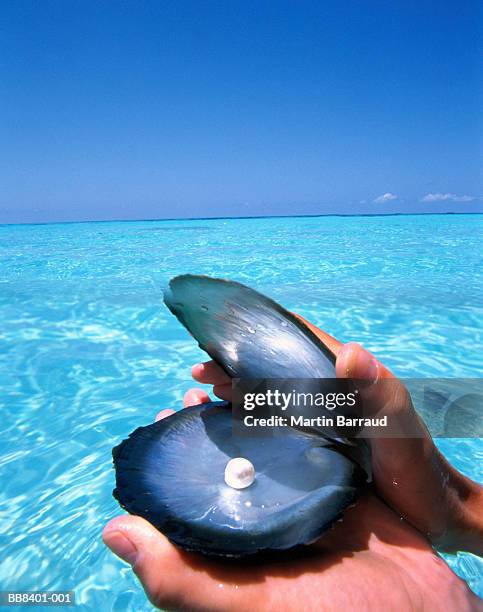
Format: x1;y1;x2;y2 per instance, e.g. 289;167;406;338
338;342;360;377
104;531;138;565
339;342;379;383
356;350;379;383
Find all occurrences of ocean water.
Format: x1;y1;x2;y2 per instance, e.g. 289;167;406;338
0;214;481;609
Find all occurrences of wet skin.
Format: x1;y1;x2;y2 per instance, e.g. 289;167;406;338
103;319;483;611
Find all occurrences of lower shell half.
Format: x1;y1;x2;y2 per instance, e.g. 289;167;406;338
113;402;363;557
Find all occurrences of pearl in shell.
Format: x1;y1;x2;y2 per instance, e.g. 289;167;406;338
224;457;255;489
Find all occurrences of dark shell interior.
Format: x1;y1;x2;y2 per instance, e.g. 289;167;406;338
113;275;366;556
113;402;361;557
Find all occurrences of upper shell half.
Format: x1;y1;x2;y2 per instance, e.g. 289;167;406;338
163;275;336;379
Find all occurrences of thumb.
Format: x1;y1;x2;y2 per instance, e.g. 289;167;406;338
102;515;190;610
335;343;450;538
336;342;414;421
336;341;387;384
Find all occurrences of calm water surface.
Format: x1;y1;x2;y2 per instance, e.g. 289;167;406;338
0;214;482;609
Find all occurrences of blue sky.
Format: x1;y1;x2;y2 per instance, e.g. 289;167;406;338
1;1;481;223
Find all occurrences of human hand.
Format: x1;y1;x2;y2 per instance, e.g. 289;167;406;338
192;315;483;555
103;389;478;611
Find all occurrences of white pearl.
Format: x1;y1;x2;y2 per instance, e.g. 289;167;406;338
224;457;255;489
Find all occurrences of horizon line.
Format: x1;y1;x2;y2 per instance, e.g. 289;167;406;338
1;210;482;228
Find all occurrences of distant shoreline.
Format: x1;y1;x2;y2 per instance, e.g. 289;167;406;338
1;211;481;228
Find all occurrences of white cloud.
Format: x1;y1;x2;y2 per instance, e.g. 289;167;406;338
420;192;476;203
373;192;398;204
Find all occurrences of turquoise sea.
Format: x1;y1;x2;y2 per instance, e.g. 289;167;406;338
0;214;482;609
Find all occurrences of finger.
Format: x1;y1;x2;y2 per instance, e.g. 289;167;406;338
192;360;231;385
213;383;232;401
155;389;213;423
336;341;391;382
155;408;175;422
103;515;196;610
183;388;211;407
335;342;451;537
103;515;256;610
335;342;417;427
335;342;411;416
